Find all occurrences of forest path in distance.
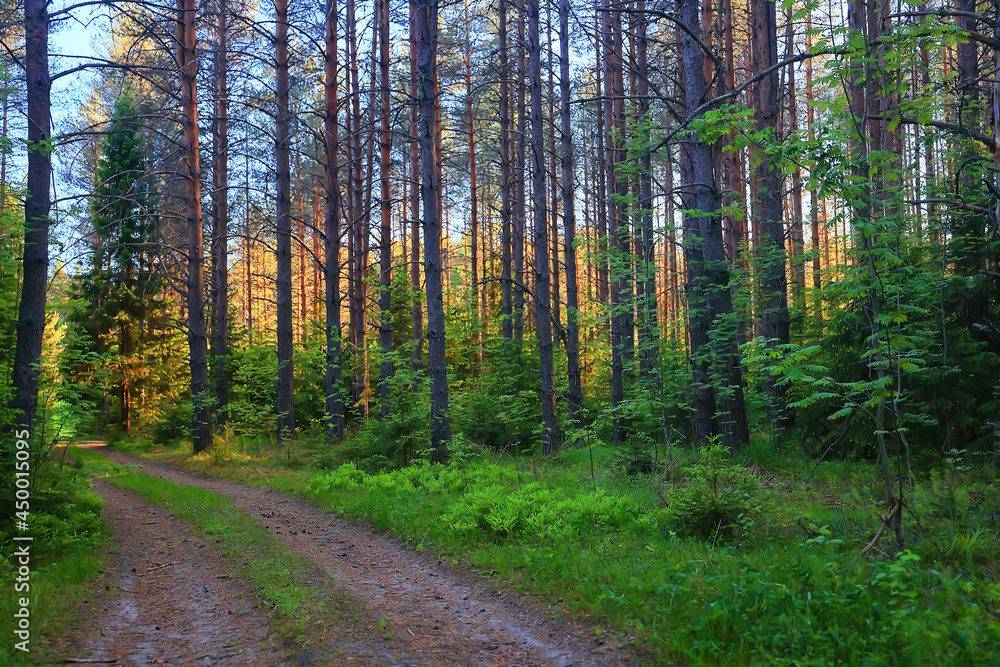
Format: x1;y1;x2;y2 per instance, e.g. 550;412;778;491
65;444;632;666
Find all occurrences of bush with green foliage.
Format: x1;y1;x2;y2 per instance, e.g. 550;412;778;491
662;444;759;540
308;459;666;544
303;450;1000;663
152;401;192;444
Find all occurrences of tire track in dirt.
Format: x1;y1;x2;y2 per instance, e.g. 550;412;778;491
61;479;289;666
94;446;634;666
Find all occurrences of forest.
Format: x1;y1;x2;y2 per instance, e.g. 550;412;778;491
2;0;1000;660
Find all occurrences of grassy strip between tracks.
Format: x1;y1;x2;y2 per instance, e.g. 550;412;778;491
73;446;377;662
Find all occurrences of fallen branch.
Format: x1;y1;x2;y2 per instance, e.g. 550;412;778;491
861;502;902;555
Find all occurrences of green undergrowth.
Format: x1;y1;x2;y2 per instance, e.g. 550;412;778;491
118;438;1000;664
0;446;107;665
79;450;369;658
304;448;1000;664
0;540;109;666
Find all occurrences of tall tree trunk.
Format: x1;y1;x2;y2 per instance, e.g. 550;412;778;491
636;0;659;389
721;0;744;265
325;0;345;440
416;0;451;459
313;182;322;315
680;0;749;448
10;0;50;440
244;152;253;344
847;0;895;508
499;0;514;353
751;0;789;430
378;0;393;417
546;9;560;349
347;0;367;414
666;158;679;340
409;0;424;383
295;143;307;344
786;4;805;313
275;0;295;441
465;2;481;366
594;10;609;307
594;11;611;306
920;41;936;239
603;0;626;444
177;0;212;452
514;0;527;345
677;15;714;445
527;0;557;454
559;0;583;428
806;10;822;320
956;0;978;138
212;0;230;428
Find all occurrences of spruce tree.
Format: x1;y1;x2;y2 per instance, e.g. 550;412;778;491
65;93;167;435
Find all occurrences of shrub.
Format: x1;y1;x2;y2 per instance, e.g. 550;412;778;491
310;460;664;544
662;445;759;540
152;401;191;444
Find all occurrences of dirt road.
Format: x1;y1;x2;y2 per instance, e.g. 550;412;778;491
61;479;288;666
64;446;632;666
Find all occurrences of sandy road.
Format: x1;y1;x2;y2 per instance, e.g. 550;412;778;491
61;478;288;666
64;445;632;666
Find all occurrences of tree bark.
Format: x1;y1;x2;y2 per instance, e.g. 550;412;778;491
275;0;295;441
324;0;345;441
295;143;307;344
244;153;253;344
10;0;51;439
786;4;805;313
416;0;451;459
513;0;527;346
409;0;424;384
465;0;481;367
603;0;626;444
847;0;895;509
806;10;822;320
751;0;790;430
559;0;583;428
636;0;659;389
212;0;230;428
347;0;367;415
721;0;744;265
594;10;609;307
177;0;212;452
527;0;557;454
546;11;560;350
680;0;749;448
499;0;514;354
378;0;393;417
956;0;978;136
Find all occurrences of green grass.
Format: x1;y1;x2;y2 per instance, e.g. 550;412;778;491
303;450;1000;664
121;438;1000;664
0;536;110;665
0;447;109;665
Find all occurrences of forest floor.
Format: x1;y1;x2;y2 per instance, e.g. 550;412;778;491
60;443;631;666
